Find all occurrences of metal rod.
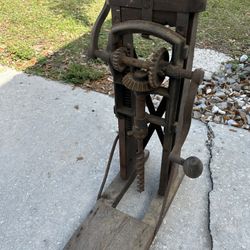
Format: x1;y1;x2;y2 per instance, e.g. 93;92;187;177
162;63;193;79
97;134;119;200
95;50;110;63
88;1;110;59
122;56;150;70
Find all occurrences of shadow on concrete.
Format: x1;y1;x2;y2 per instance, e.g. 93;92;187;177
0;68;118;249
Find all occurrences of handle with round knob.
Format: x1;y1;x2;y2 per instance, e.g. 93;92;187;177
169;155;203;179
182;156;203;179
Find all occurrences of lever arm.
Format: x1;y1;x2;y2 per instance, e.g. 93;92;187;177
88;1;110;59
169;69;204;178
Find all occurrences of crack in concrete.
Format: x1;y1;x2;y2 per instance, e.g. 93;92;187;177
205;122;215;250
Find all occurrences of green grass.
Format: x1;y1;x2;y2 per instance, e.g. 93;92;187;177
63;63;104;84
197;0;250;56
0;0;109;83
0;0;249;85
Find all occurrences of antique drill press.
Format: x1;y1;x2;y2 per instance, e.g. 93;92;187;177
65;1;207;249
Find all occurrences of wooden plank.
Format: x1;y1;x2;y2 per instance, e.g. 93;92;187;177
64;201;154;250
64;166;184;250
143;168;184;228
101;172;136;207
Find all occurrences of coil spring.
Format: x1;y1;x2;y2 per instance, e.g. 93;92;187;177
123;88;133;130
123;88;132;107
136;149;145;192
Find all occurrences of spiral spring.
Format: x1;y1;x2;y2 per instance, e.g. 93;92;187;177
123;88;132;107
123;88;133;130
136;143;145;192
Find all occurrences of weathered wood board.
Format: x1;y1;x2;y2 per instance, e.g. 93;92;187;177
101;172;136;207
64;168;184;250
64;201;154;250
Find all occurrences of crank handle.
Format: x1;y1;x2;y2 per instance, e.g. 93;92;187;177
88;1;110;60
167;68;204;179
169;155;203;179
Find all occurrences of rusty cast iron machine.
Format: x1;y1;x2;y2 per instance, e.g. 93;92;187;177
65;1;207;249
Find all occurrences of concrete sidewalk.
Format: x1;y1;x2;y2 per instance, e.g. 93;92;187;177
0;50;249;250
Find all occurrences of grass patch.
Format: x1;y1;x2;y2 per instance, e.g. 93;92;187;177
197;0;250;56
0;0;249;85
63;63;104;84
0;0;108;83
8;44;36;61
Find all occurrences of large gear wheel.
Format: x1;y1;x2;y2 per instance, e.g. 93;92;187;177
149;47;170;89
111;47;129;72
122;70;152;92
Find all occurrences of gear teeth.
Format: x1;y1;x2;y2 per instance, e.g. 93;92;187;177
122;72;152;92
149;47;169;89
111;47;128;72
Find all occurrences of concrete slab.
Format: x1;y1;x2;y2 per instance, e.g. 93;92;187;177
0;70;118;250
0;46;248;250
193;49;231;79
151;120;211;250
208;123;250;250
0;69;210;250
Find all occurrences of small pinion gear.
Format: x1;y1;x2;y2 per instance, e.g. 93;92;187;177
149;47;170;89
111;47;129;72
122;70;152;92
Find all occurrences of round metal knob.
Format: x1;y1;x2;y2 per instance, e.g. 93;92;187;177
183;156;203;179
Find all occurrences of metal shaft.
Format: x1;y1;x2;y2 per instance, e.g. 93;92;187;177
122;56;150;70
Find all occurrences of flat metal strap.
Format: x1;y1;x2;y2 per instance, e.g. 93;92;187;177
109;0;207;13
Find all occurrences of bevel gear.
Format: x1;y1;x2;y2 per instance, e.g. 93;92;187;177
122;70;152;92
111;47;129;72
149;47;170;89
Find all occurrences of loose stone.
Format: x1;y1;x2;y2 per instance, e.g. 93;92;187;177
214;115;222;123
227;119;239;126
236;100;245;108
215;91;226;98
247;115;250;125
193;111;202;119
217;102;228;110
239;54;248;63
206;88;212;94
193;57;250;130
212;106;219;114
218;109;226;115
227;78;236;85
211;96;223;103
231;84;241;92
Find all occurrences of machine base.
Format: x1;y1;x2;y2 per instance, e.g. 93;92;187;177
64;168;184;250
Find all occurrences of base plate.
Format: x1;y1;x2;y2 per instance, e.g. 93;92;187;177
64;168;184;250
